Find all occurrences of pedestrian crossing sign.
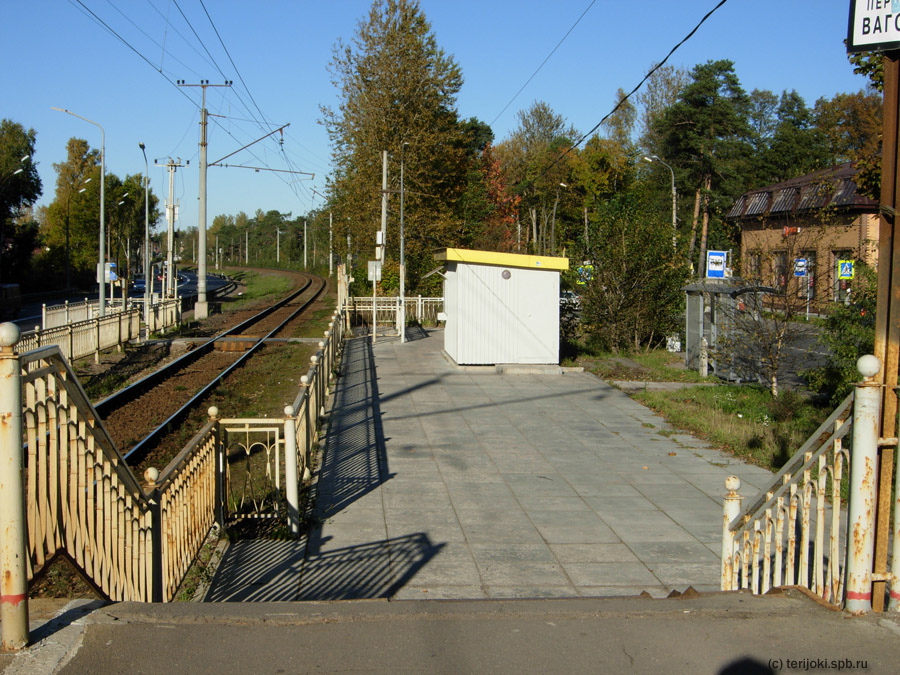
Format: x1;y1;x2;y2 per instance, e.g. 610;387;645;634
838;260;855;280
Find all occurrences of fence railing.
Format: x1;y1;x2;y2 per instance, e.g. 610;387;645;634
721;392;852;606
18;308;142;363
347;296;443;326
721;357;894;613
1;302;345;647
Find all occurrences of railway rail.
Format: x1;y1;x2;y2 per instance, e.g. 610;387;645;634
94;271;328;469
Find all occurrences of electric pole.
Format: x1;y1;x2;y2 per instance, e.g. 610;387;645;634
178;79;232;319
157;158;185;297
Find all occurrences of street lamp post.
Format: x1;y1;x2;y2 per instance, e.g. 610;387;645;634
644;155;677;253
52;107;106;316
139;143;151;319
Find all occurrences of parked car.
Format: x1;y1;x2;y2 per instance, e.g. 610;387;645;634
0;283;22;319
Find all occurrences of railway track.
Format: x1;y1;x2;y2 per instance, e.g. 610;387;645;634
94;271;328;469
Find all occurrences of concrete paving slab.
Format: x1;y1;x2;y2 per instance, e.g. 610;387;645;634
204;329;777;603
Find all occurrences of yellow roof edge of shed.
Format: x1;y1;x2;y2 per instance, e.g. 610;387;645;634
434;248;569;271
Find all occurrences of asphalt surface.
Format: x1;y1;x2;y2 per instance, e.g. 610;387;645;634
4;591;900;674
2;326;894;673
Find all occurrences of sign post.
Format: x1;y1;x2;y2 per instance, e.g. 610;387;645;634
705;251;728;279
848;0;900;612
794;258;809;320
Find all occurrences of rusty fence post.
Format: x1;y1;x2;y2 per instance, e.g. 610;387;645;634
283;405;300;537
721;476;743;591
0;322;29;650
846;355;882;614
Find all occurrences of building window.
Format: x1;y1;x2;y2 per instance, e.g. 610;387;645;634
773;251;788;291
745;251;762;281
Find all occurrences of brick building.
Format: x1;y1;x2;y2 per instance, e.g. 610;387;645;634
727;162;879;308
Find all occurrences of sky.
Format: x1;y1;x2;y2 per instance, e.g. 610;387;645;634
2;0;873;231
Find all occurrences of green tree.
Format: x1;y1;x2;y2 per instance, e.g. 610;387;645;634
495;101;577;256
0;119;42;283
805;262;876;404
653;60;753;271
322;0;468;291
581;188;689;352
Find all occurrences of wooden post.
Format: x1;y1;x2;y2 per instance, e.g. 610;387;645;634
873;54;900;612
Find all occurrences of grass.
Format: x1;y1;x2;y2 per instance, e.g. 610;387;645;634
219;268;295;310
632;384;829;472
570;347;713;383
566;339;832;473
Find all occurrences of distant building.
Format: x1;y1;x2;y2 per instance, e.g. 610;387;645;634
727;162;879;307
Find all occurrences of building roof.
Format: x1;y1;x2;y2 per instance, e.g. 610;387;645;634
726;162;878;221
434;248;569;272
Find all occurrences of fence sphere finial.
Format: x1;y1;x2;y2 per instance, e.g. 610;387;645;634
284;405;294;416
208;406;219;419
857;354;881;379
0;322;21;348
725;475;741;493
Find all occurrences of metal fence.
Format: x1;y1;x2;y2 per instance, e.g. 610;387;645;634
347;296;443;327
18;308;142;362
721;360;895;613
0;307;345;648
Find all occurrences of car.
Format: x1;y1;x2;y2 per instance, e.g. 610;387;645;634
132;276;146;292
560;290;581;310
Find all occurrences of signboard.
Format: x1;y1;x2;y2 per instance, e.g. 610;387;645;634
838;259;856;280
576;264;594;286
706;250;728;279
367;260;382;282
793;258;808;277
97;262;118;283
847;0;900;53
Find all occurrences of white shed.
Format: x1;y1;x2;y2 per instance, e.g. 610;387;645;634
435;248;569;365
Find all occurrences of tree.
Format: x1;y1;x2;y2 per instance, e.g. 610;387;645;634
43;138;160;288
0;119;42;283
494;101;577;255
580;187;690;352
322;0;468;290
636;64;690;156
653;60;753;271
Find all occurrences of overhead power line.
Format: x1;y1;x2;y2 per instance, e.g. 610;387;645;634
538;0;730;180
490;0;597;128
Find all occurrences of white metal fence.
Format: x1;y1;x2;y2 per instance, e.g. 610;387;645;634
721;359;898;614
0;304;345;648
18;309;142;362
347;296;443;326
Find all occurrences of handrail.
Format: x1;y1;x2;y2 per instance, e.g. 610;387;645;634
721;391;854;606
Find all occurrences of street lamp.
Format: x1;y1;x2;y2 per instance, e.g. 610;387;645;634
139;143;151;319
52;107;106;316
644;155;677;253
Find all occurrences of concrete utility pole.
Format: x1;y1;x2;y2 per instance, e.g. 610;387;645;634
158;158;184;298
399;142;408;343
380;150;388;262
178;80;232;319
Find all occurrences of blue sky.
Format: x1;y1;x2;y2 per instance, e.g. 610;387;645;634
2;1;872;228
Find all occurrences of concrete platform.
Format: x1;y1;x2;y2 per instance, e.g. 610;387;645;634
206;328;773;602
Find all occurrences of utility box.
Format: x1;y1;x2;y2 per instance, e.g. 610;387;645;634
434;248;569;365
